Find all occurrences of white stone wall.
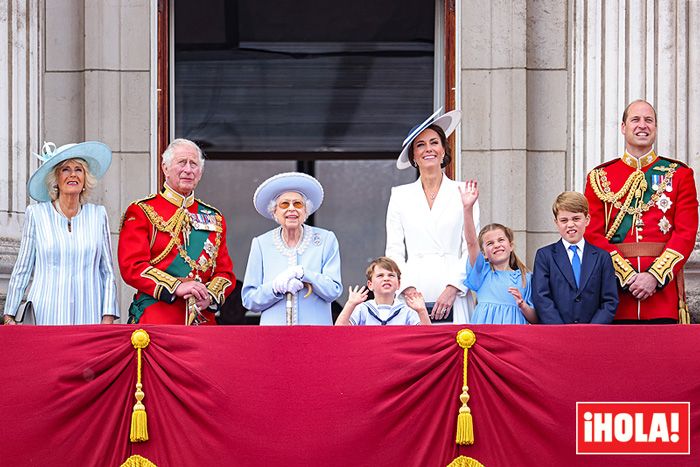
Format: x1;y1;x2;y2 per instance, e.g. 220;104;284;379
1;0;153;315
460;0;569;262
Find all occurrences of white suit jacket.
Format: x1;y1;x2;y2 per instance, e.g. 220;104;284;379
385;175;479;323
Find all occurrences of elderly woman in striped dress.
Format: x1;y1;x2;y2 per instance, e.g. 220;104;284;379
2;142;119;325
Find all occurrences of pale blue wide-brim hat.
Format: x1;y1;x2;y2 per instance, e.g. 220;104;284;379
27;141;113;202
253;172;324;220
396;109;462;170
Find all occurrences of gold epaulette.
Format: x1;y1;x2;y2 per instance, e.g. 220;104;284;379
648;248;684;286
657;155;690;169
610;251;636;286
120;194;157;232
134;193;158;205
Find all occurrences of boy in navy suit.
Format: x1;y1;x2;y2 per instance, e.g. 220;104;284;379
533;192;618;323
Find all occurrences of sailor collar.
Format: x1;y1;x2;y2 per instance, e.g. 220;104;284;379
162;183;195;208
621;150;657;170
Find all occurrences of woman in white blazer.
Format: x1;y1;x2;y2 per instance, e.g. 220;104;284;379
385;110;479;324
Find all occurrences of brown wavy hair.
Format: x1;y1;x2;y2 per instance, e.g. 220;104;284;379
408;124;452;170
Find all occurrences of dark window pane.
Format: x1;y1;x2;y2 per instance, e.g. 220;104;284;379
174;0;434;155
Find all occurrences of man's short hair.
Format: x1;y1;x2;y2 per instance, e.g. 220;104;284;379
162;138;205;168
621;99;657;123
552;191;589;218
365;256;402;281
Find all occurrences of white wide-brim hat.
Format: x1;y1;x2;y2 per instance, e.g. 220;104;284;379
253;172;324;220
27;141;113;202
396;109;462;170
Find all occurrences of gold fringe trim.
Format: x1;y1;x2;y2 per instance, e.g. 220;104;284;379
130;329;151;443
447;455;485;467
120;455;157;467
456;329;476;445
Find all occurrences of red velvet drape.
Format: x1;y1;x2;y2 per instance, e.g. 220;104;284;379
1;325;698;466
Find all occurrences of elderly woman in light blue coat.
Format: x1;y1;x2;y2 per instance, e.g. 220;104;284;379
242;172;342;325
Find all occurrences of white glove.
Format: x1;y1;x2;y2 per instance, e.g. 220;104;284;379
272;268;296;294
286;278;304;294
292;265;304;279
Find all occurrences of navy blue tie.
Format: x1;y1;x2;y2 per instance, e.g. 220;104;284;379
569;245;581;287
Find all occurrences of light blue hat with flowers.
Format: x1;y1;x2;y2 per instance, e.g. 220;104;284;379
27;141;112;202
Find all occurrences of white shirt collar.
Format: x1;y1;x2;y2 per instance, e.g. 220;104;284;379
561;237;586;255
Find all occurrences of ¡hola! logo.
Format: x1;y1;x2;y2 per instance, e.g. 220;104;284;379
576;402;690;455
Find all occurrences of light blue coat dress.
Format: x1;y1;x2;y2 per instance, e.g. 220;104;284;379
3;202;119;324
242;225;342;325
465;252;533;325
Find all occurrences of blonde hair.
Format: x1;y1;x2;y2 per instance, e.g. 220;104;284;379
552;191;589;218
477;223;528;287
365;256;402;282
45;158;96;204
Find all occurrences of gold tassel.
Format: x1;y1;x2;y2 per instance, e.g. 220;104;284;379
120;454;158;467
446;455;485;467
130;329;151;443
455;329;476;445
679;299;691;324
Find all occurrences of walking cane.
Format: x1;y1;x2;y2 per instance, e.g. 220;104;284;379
285;292;293;325
285;284;313;326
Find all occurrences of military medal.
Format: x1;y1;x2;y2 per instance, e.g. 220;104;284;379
656;193;672;213
658;216;671;234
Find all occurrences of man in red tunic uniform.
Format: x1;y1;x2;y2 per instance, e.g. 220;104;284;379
118;139;235;324
584;100;698;323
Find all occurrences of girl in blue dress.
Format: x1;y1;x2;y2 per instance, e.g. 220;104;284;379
460;180;537;324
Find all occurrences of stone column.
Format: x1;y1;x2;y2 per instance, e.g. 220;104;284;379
460;0;529;256
460;0;569;261
2;0;153;315
571;0;700;184
0;0;42;306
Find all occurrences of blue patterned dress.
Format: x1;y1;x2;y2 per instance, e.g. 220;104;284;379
3;202;119;324
465;253;533;324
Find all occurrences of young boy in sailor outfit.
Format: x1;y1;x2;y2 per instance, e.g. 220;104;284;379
335;257;431;326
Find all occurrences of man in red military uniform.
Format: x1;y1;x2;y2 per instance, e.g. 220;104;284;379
584;100;698;323
118;138;235;324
